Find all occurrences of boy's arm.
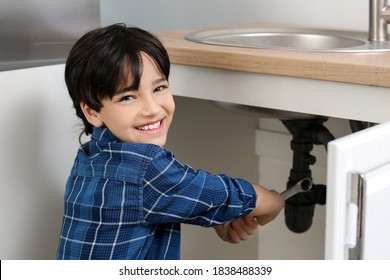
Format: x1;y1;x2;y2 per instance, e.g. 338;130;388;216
144;149;260;226
251;184;285;226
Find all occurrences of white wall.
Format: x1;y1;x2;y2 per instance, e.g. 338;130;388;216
101;0;368;32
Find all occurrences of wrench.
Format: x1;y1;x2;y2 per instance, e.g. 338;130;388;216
280;177;313;200
223;177;313;228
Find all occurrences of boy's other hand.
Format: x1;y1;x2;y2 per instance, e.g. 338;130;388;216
214;215;258;244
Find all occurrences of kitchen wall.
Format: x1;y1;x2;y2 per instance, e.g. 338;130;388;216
101;0;364;259
101;0;368;31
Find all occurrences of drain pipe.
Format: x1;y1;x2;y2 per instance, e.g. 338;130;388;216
281;117;334;233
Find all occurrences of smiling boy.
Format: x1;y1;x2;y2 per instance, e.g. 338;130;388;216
81;52;174;147
56;24;284;260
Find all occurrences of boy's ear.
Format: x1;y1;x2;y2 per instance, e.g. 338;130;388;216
80;102;104;127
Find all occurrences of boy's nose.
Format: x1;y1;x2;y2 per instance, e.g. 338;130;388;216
141;96;161;116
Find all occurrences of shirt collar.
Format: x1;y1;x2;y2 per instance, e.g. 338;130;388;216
92;127;119;142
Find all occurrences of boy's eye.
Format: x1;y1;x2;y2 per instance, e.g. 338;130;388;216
119;95;135;102
155;85;168;93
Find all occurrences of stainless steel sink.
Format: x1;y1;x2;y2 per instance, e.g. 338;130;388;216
185;26;390;52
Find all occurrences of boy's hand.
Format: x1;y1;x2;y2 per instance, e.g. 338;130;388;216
214;215;258;244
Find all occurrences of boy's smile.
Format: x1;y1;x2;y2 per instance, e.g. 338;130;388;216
136;120;163;132
82;53;175;146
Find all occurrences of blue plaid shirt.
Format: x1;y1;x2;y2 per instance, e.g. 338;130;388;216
57;127;257;260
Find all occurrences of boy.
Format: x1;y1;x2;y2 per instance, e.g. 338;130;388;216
56;24;284;260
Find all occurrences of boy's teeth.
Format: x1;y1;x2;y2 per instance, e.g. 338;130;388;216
139;121;160;131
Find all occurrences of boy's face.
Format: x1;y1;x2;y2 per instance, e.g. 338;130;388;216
86;53;175;146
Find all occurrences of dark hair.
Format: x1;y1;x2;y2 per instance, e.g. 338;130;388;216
65;23;170;136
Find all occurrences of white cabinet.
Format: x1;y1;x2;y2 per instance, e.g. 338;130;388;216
326;121;390;259
0;65;79;259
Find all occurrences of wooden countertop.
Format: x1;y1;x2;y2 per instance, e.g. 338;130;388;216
157;23;390;88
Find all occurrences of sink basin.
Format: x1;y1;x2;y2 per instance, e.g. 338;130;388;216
185;26;390;52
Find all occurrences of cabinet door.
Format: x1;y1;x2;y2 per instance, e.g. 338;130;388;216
359;162;390;259
325;121;390;260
